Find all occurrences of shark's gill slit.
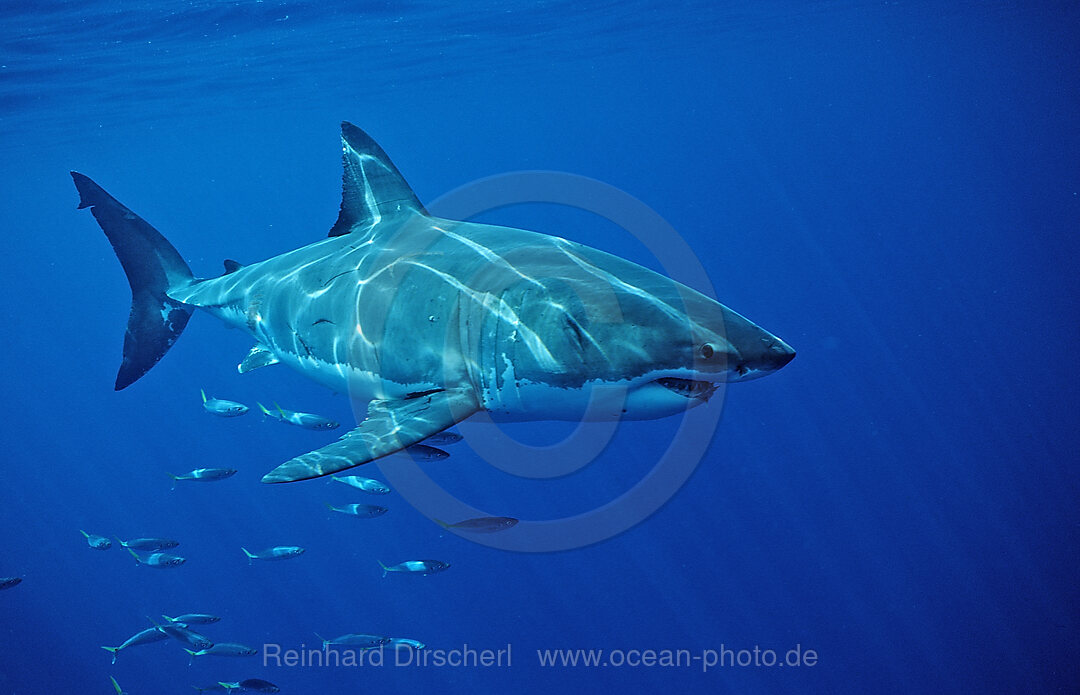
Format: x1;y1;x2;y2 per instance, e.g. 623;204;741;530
564;315;587;354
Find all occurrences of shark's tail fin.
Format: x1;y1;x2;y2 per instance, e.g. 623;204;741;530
71;172;195;391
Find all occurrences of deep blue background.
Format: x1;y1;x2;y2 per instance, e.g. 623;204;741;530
1;1;1077;693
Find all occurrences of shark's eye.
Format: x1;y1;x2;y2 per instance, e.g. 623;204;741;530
700;343;715;359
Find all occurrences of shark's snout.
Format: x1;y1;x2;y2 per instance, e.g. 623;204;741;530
768;337;796;369
730;334;795;381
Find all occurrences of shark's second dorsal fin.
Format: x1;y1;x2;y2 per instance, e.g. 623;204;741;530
222;259;244;274
328;122;428;237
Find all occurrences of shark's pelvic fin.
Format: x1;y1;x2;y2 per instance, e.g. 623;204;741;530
238;344;280;374
327;122;428;237
71;172;194;390
261;388;479;483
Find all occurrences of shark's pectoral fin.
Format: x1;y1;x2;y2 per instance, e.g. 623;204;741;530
237;344;281;374
261;388;479;483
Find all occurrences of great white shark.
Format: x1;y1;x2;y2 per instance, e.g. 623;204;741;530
72;122;794;483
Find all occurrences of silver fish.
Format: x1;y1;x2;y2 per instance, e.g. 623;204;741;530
435;516;519;533
404;444;449;461
257;402;338;430
423;431;463;445
317;632;390;649
116;537;179;551
241;546;304;562
156;622;213;650
201;389;249;417
80;529;112;549
163;613;221;625
168;468;237;484
331;475;391;495
101;626;169;663
185;643;258;659
377;559;450;577
326;503;387;518
125;547;185;568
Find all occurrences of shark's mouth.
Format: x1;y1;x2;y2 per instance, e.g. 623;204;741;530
655;377;718;400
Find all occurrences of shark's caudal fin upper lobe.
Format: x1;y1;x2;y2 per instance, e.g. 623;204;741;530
71;172;194;390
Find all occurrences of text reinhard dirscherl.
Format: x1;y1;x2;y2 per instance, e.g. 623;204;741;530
263;643;512;669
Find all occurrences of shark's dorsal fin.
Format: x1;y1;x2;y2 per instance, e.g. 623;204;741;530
222;259;244;274
328;122;428;237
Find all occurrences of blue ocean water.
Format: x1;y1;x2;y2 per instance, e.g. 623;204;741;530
1;1;1078;693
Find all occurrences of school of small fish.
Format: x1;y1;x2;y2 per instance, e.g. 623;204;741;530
0;390;521;693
